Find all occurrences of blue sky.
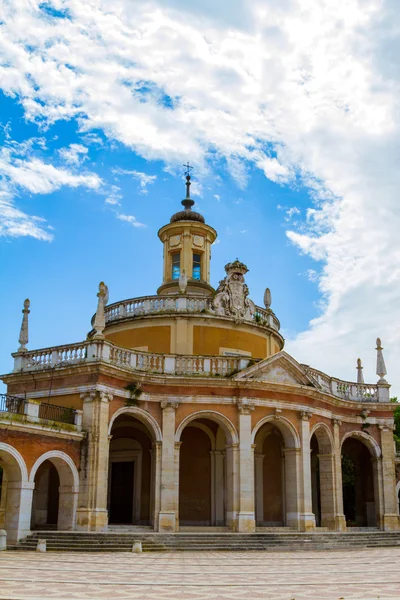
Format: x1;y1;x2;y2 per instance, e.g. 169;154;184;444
1;0;399;392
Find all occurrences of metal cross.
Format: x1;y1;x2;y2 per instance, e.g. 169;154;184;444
183;162;194;177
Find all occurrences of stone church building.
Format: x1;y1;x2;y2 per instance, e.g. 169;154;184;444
1;176;399;545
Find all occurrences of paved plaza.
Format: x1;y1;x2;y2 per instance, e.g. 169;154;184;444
1;548;400;600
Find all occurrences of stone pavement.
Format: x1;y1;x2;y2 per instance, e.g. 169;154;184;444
1;548;400;600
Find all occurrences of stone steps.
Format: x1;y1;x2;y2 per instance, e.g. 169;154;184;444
11;530;400;552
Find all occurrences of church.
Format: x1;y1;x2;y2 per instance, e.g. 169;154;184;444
1;175;399;546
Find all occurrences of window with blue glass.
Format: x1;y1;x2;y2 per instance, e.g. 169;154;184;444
193;253;201;280
171;252;181;280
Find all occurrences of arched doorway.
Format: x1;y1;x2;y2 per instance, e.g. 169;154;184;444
0;443;31;543
310;425;335;529
177;412;237;528
31;461;60;529
341;436;378;527
253;418;299;528
108;413;154;526
30;451;79;531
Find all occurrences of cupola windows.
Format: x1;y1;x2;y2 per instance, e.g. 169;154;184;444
193;253;201;280
171;252;181;280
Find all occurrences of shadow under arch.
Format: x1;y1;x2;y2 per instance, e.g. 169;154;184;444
29;450;79;531
0;443;30;544
176;410;238;529
310;423;335;529
108;406;162;442
251;415;300;448
340;430;381;528
310;422;334;454
175;410;238;445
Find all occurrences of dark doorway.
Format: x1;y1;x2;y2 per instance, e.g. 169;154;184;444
342;438;376;527
109;461;134;524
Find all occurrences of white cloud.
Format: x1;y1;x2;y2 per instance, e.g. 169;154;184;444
113;168;157;194
117;213;146;228
59;143;88;165
1;0;400;389
0;138;102;240
214;194;220;202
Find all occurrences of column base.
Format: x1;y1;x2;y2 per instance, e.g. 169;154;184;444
76;508;108;532
236;512;256;533
334;514;347;532
158;511;177;532
299;513;316;532
383;514;399;531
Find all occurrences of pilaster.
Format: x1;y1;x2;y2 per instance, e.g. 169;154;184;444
76;390;112;532
332;418;346;531
158;400;179;532
379;425;399;530
237;399;256;532
254;451;264;525
298;411;316;531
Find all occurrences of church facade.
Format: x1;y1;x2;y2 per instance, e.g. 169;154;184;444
1;177;399;544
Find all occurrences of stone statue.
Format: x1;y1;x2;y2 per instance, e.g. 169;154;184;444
212;259;255;323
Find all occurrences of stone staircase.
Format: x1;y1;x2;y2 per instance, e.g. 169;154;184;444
10;530;400;552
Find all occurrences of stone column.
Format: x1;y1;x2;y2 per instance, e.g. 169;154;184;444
0;471;8;529
211;450;225;526
283;448;300;528
318;453;336;529
76;390;112;532
332;418;346;531
237;400;255;532
298;411;316;531
150;441;162;530
158;401;178;532
58;485;79;530
225;443;239;530
4;482;34;544
379;426;399;530
254;451;264;525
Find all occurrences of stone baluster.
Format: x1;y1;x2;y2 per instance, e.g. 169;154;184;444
298;411;316;531
158;400;179;532
237;399;256;532
76;390;112;531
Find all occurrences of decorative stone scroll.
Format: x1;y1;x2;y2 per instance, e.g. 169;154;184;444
212;259;255;323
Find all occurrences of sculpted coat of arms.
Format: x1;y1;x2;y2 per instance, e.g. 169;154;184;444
212;259;255;322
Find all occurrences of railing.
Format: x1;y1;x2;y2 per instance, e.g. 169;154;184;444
12;341;388;401
102;294;281;331
302;366;380;401
0;393;25;414
38;403;76;424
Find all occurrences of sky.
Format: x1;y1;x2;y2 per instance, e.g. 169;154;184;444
1;0;399;394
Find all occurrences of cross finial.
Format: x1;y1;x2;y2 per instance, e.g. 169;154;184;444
183;162;193;177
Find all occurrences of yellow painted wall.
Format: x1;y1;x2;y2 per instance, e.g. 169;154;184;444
106;326;171;353
193;325;268;359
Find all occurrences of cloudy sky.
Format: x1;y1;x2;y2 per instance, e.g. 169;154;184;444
1;0;399;393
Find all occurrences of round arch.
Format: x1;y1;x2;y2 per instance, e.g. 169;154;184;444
108;407;162;441
310;422;334;454
29;450;79;488
341;431;381;458
0;443;28;482
251;415;300;448
175;410;238;445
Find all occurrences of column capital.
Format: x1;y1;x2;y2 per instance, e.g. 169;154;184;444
237;398;255;414
99;391;113;403
174;441;182;450
299;410;312;421
160;400;179;410
332;417;342;427
80;390;97;402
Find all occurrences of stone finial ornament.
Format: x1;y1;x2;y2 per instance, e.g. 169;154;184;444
356;358;364;384
376;338;388;384
18;298;30;352
93;282;108;339
179;269;187;294
264;288;272;309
